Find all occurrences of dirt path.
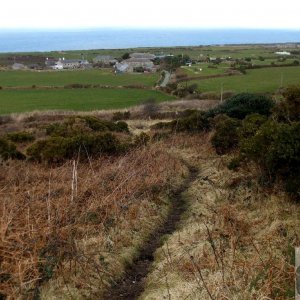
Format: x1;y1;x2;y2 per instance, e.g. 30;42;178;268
103;164;198;299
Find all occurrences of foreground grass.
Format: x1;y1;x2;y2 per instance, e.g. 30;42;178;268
140;133;298;299
0;139;188;298
187;66;300;93
0;69;160;87
0;88;174;114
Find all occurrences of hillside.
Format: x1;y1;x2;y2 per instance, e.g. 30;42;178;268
0;89;299;299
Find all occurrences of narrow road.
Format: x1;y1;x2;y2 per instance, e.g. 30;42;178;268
103;164;198;299
160;70;171;87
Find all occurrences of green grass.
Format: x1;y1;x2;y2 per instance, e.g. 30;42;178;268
0;69;160;87
181;63;229;76
0;88;174;115
186;66;300;94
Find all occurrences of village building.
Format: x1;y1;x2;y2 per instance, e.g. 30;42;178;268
275;51;291;55
11;63;27;70
115;58;155;73
129;53;156;60
93;55;117;66
45;58;91;69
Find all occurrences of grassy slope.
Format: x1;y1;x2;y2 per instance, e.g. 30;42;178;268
0;88;174;114
140;133;299;299
186;66;300;93
0;69;159;87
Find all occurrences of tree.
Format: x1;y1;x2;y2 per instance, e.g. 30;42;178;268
122;53;130;60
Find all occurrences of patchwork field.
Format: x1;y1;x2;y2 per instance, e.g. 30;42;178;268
0;69;160;87
185;66;300;93
0;88;174;114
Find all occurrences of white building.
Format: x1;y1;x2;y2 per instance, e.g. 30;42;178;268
275;51;291;56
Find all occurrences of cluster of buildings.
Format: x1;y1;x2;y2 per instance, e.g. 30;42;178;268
8;52;171;73
44;52;160;73
45;57;91;70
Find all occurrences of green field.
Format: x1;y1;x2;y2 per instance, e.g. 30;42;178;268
0;88;174;115
0;69;160;87
185;66;300;93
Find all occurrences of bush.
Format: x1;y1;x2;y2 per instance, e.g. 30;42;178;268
275;85;300;122
240;121;300;198
6;131;35;143
207;93;274;119
45;116;129;137
27;133;123;163
112;111;131;121
142;98;160;118
211;116;241;155
151;111;210;133
0;138;25;160
134;132;150;146
238;113;268;140
172;111;210;132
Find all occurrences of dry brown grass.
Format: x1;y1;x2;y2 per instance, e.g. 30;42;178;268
0;142;188;299
140;133;299;300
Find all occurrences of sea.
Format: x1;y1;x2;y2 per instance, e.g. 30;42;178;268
0;28;299;53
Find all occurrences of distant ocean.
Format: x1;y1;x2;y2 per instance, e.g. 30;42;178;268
0;28;299;53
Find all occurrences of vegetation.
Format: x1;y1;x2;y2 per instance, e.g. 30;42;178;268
0;137;25;160
208;93;274;119
0;43;300;299
187;66;300;94
0;69;159;87
0;88;174;115
6;131;35;143
27;133;123;163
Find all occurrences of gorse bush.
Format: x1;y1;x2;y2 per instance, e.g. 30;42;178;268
211;115;241;154
172;111;210;132
27;133;123;163
240;121;300;198
45;116;129;137
238;113;268;140
207;93;275;119
274;85;300;122
6;131;35;143
0;138;25;160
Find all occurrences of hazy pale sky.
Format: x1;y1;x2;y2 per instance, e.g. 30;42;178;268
1;0;300;29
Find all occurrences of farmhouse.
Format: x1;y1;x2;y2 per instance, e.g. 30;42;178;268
93;55;117;66
275;51;291;55
115;58;155;73
45;58;91;69
61;59;90;69
130;53;156;60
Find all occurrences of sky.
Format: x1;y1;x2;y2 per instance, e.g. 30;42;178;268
1;0;300;30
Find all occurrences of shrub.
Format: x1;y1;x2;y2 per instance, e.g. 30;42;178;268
27;133;123;163
172;111;210;132
240;121;300;198
112;111;131;121
238;113;268;140
6;131;35;143
275;85;300;122
207;93;274;119
0;137;25;160
211;116;241;154
142;98;160;118
134;132;150;146
45;116;129;137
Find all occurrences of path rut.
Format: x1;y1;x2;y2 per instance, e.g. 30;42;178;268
103;164;198;299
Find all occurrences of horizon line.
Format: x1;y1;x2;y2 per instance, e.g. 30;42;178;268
1;26;300;31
